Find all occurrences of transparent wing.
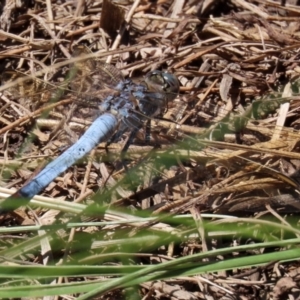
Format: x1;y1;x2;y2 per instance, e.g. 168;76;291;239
1;45;124;111
69;45;124;106
0;45;127;139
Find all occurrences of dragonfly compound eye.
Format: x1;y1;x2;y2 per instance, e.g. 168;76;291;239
145;70;180;102
162;73;180;97
146;70;164;85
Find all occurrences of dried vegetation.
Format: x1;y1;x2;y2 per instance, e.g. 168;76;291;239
1;0;300;299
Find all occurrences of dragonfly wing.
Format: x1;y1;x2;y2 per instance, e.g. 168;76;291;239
70;45;124;106
1;70;57;112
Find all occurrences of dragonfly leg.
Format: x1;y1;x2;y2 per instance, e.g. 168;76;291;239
119;127;139;172
145;119;151;145
104;127;126;165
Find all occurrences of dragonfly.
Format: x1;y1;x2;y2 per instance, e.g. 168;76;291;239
2;48;300;216
0;46;180;213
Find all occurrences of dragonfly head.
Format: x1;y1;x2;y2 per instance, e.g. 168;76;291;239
133;70;180;118
144;70;180;103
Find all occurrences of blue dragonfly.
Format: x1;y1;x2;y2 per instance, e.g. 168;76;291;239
0;46;180;213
